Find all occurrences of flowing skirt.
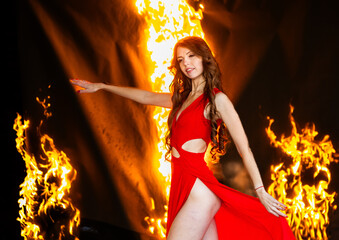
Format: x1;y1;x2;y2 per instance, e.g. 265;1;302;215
167;150;295;240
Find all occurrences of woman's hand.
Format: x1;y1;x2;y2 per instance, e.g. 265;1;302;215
70;79;103;93
256;187;287;218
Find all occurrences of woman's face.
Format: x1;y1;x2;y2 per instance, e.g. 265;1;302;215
176;46;204;81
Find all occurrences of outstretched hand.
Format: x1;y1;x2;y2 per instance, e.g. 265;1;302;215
70;79;103;93
256;188;287;218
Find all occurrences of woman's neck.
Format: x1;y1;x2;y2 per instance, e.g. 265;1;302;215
191;76;206;95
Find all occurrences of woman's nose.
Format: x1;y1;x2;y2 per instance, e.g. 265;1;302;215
183;57;190;66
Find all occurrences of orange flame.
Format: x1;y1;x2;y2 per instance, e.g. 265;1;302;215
135;0;205;237
14;97;80;240
266;105;338;240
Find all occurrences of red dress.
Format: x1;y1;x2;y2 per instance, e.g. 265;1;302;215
167;88;295;239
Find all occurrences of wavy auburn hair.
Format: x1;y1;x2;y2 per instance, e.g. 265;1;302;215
165;36;230;161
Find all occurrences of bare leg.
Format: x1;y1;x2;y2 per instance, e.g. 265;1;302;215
202;218;218;240
167;178;221;240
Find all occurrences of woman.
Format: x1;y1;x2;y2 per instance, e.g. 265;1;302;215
71;36;295;239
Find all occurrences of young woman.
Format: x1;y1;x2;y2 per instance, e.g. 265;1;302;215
71;36;295;239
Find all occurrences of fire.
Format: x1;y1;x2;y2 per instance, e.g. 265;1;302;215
135;0;205;237
14;97;80;240
266;105;338;240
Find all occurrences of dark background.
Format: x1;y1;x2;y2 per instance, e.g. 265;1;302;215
4;0;339;239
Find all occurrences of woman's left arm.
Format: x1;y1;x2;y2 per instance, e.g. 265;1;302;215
215;92;287;217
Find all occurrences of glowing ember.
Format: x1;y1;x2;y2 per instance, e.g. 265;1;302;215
14;97;80;240
135;0;205;237
266;105;338;240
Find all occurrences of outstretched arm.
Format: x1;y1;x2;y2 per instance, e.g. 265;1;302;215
70;79;172;108
214;92;287;218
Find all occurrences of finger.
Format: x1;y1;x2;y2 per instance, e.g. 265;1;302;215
266;194;286;209
78;89;90;93
273;199;287;210
270;200;284;210
271;204;287;218
70;79;82;84
70;79;81;86
278;205;286;211
275;208;287;218
71;79;88;87
267;208;279;217
275;203;286;211
270;206;283;217
279;202;287;209
279;204;287;210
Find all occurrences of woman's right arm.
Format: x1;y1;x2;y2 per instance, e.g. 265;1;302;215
70;79;172;108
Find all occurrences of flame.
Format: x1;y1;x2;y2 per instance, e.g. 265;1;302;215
135;0;205;237
266;105;338;240
14;97;80;240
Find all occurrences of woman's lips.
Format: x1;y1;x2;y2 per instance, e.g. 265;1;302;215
186;68;194;74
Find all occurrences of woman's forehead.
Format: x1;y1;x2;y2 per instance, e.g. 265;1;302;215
177;46;191;57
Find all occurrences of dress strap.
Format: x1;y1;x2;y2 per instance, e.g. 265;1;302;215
213;87;222;95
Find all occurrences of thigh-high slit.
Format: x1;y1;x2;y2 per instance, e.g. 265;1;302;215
167;88;295;239
166;150;295;240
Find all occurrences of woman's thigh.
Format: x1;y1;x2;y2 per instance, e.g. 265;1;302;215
203;218;218;240
167;178;221;240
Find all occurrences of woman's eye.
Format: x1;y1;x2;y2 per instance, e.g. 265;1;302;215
189;54;195;57
177;59;182;63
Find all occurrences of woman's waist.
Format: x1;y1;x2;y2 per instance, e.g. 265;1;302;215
171;136;211;149
171;149;206;166
171;152;216;181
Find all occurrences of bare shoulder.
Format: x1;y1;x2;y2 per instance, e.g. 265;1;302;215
214;92;240;122
214;91;238;120
215;92;233;108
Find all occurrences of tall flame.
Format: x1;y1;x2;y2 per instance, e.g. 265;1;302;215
135;0;205;238
14;97;80;240
266;105;338;240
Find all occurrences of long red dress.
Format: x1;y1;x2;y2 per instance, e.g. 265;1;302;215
167;88;295;239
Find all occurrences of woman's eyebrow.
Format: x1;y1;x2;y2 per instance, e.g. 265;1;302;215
177;51;192;60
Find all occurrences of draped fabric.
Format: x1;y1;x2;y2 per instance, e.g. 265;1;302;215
8;0;338;238
167;89;295;239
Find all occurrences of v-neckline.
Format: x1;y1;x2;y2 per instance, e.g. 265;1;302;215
175;93;205;122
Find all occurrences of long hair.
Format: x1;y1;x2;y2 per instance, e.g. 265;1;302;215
165;36;230;161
